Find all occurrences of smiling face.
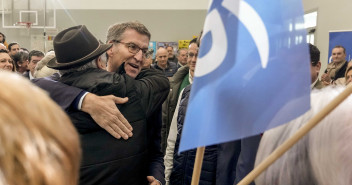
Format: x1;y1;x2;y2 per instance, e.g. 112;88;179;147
0;53;14;71
107;29;149;78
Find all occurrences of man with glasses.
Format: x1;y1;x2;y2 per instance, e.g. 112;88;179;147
161;39;198;153
33;21;167;185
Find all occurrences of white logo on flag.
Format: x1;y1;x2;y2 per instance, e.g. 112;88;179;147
195;0;270;78
222;0;269;68
195;9;227;77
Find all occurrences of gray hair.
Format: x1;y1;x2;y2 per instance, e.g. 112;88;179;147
59;59;97;75
100;52;108;67
106;21;151;43
255;86;352;185
176;48;187;57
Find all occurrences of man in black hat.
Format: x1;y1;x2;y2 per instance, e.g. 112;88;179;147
45;25;169;185
34;21;167;185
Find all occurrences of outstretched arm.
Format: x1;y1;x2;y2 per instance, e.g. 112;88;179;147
81;94;132;139
33;75;133;139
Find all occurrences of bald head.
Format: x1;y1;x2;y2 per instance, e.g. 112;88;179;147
156;48;168;69
157;47;167;55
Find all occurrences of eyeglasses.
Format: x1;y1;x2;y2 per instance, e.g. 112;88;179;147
112;40;149;58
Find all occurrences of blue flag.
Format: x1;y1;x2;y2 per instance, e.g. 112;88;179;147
179;0;310;152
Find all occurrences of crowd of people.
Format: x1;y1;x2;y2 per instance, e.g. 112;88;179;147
0;20;352;185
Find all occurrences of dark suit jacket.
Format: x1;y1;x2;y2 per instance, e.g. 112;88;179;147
23;71;30;79
32;73;83;111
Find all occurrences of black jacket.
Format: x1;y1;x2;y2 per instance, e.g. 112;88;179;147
60;67;169;185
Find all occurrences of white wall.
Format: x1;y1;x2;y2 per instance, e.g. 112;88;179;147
302;0;352;74
0;9;207;52
51;0;209;10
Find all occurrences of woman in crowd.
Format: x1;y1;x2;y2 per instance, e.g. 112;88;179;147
0;71;81;185
0;49;15;71
255;86;352;185
0;32;8;48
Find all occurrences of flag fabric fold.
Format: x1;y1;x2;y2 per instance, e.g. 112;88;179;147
179;0;310;152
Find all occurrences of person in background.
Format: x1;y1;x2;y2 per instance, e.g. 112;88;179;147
12;50;29;74
345;66;352;85
0;32;8;48
152;47;177;78
0;71;81;185
23;50;44;80
0;43;7;51
34;51;58;78
0;49;15;72
309;44;324;90
333;61;352;86
7;42;20;57
321;45;348;86
142;48;154;69
255;86;352;185
166;45;177;63
176;48;188;69
161;39;197;153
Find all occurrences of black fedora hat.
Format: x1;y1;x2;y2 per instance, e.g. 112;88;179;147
47;25;112;70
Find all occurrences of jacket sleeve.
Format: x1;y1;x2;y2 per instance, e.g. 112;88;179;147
136;68;170;117
32;74;84;111
146;105;165;185
164;89;183;185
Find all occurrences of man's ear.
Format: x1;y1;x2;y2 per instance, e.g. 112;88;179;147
106;47;113;58
316;61;321;71
96;57;106;70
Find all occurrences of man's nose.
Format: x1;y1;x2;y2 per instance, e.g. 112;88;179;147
191;56;197;61
134;50;143;62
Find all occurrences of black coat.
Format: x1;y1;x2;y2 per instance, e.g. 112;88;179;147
58;68;169;185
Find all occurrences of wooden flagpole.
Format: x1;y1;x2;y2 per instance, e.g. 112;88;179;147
191;146;205;185
238;84;352;185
